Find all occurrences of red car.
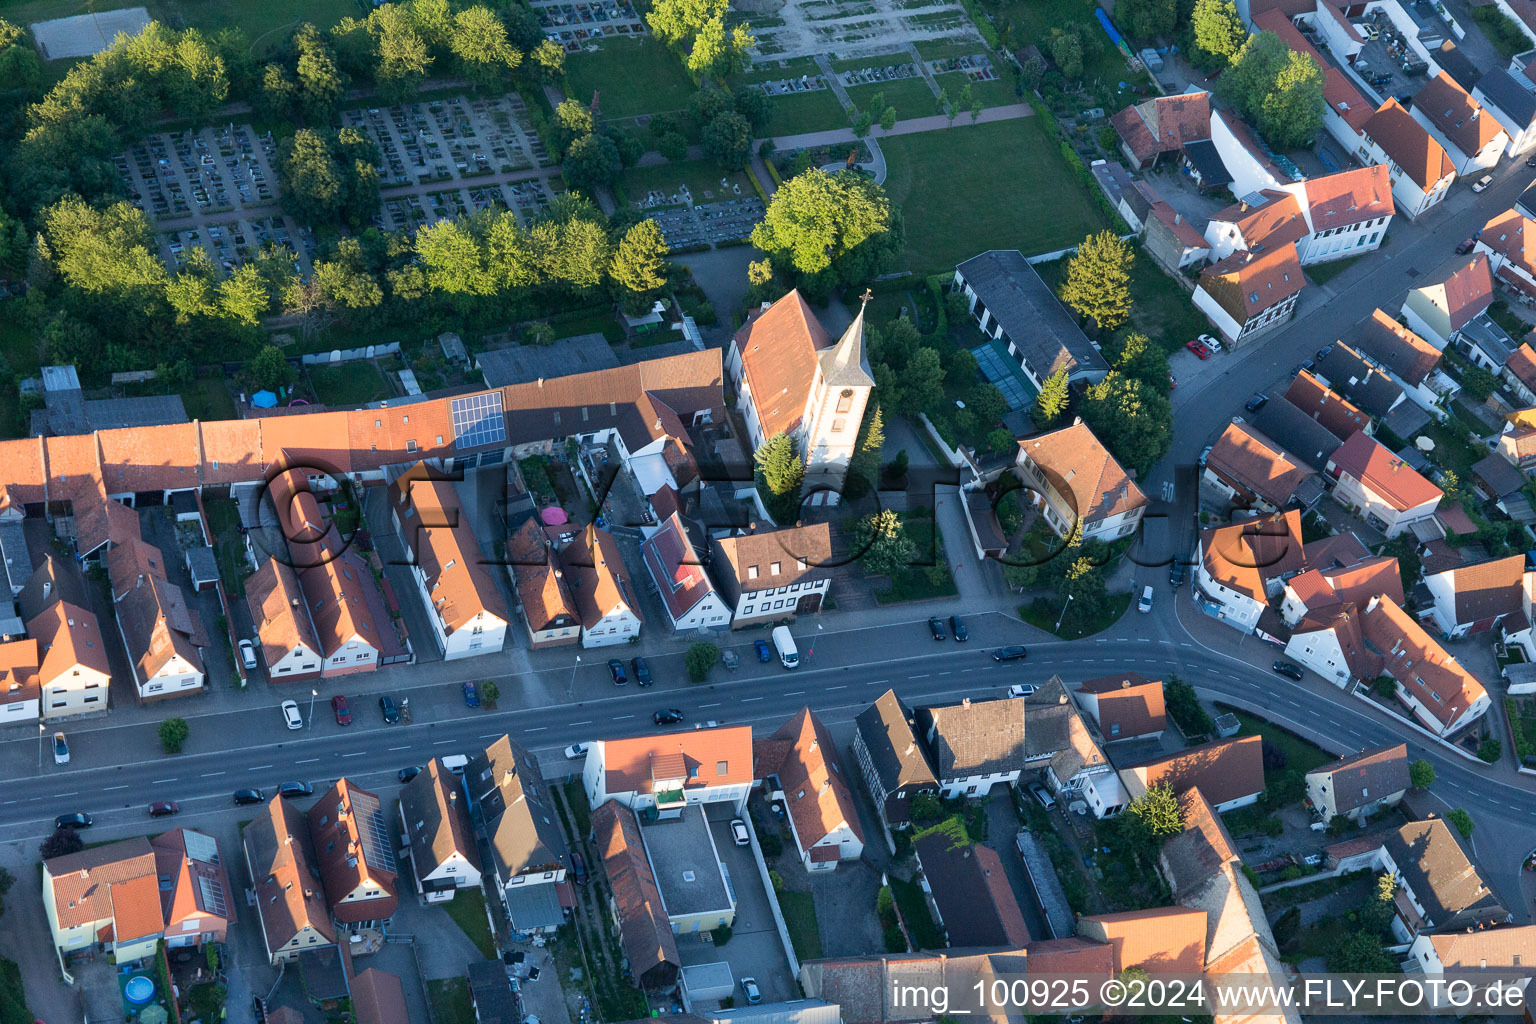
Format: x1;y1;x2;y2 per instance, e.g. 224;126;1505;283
1456;238;1476;255
1185;339;1212;360
331;694;352;726
147;801;180;817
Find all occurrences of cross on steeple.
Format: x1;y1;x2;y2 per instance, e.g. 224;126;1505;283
860;288;873;306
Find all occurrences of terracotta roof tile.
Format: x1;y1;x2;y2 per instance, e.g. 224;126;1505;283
767;707;865;853
710;524;832;602
1364;99;1455;188
562;524;641;631
197;419;263;484
1427;925;1536;968
116;573;208;682
1508;343;1536;393
1481;209;1536;276
390;465;508;633
1283;371;1371;441
46;837;160;938
1079;907;1208;974
591;801;679;981
1205;421;1316;508
1296;603;1382;680
1148;201;1210;249
507;518;579;634
601;725;754;795
259;412;355;476
640;512;717;623
1303;165;1394;228
1017;421;1148;527
1199;509;1305;604
1430;553;1526;624
1125;735;1266;808
97;423;200;494
150;827;236;930
0;437;48;509
0;638;39;707
244;796;335;953
1434;255;1496;331
1363;596;1487;729
307;779;398;923
400;758;480;878
1161;789;1239;896
1415;73;1507;158
1212;191;1309;252
732;290;830;441
1111;92;1212;162
27;600;111;684
1329;430;1443;510
1198;244;1305;321
1025;937;1115;976
246;558;321;670
299;549;379;659
1078;674;1166;739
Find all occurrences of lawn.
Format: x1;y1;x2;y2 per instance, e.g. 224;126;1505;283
1418;418;1482;479
777;887;824;962
766;88;853;136
426;978;474;1024
1035;245;1207;354
931;71;1020;109
441;886;498;960
888;875;945;949
549;310;624;345
1226;708;1332;806
845;77;940;121
622;158;753;206
734;56;824;84
872;509;959;604
1304;254;1367;287
880;116;1109;275
4;0;358;53
307;360;390;406
566;37;699;119
204;497;248;597
1019;590;1132;638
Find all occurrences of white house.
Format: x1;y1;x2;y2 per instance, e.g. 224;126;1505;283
1407;929;1536;1007
390;466;509;661
246;558;324;682
916;696;1028;799
398;759;482;903
562;524;643;648
1422;555;1528;638
639;512;732;633
1193;244;1306;347
1203;165;1394;267
1475;208;1536;303
756;708;866;871
1357;99;1458;219
1194;510;1305;635
709;524;832;629
1015;420;1148;542
1120;736;1265;813
1363;595;1490;736
1402;254;1495;350
1326;431;1443;538
1409;73;1509;176
0;638;39;723
583;726;754;817
1209;106;1289;199
1473;68;1536;157
1304;743;1408;824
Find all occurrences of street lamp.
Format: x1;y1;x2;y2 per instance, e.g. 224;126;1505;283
37;722;45;769
1055;593;1074;633
567;655;581;699
308;688;318;728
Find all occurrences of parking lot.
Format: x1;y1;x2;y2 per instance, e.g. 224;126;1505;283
531;0;646;50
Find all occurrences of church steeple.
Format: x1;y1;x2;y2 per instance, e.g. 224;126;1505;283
819;289;876;387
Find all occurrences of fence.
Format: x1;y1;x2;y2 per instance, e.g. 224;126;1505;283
300;342;403;365
741;811;802;979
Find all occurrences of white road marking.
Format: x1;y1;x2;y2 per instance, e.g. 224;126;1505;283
248;764;273;771
432;739;454;745
200;772;224;778
151;779;177;785
785;691;805;697
342;751;366;757
699;703;721;709
103;785;128;791
910;673;931;679
295;758;319;764
827;685;847;691
742;697;764;703
614;714;634;720
56;792;76;797
525;726;547;732
389;745;412;751
568;721;592;727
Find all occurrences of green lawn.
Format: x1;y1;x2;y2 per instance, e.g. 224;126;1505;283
734;57;825;84
1019;590;1132;638
1305;254;1367;287
204;497;248;597
307;360;390;406
2;0;357;53
1227;708;1332;806
846;77;940;121
766;88;851;136
426;978;475;1024
622;158;753;206
932;71;1020;109
1035;246;1207;354
881;116;1109;274
873;510;959;604
441;887;498;960
888;876;945;950
567;37;698;119
777;888;824;962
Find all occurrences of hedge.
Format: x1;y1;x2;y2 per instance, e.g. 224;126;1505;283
955;0;1002;49
747;166;772;203
764;159;783;187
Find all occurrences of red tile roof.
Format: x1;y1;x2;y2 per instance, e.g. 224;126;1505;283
1283;370;1371;442
1110;92;1212;162
1363;596;1487;729
1127;735;1266;809
1303;164;1395;230
1198;243;1305;321
390;465;508;633
1148;201;1210;249
1481;209;1536;275
1363;99;1455;188
732;290;829;441
1078;674;1166;739
601;725;754;795
0;639;39;707
1415;73;1507;158
1328;430;1443;511
1079;907;1208;974
640;512;717;623
562;524;641;631
46;838;162;941
300;549;379;659
1204;420;1315;508
1199;509;1305;604
1017;421;1148;527
1212;190;1309;252
27;600;111;684
1508;343;1536;393
1433;255;1496;332
1353;309;1441;386
766;707;865;853
507;518;579;634
307;779;398;923
246;558;321;670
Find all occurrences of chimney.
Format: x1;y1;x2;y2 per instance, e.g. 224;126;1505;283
537;378;544;388
42;581;51;601
961;697;971;707
1121;679;1131;689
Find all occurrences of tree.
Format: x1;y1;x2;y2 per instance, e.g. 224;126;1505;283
611;219;670;302
1060;230;1133;331
277;128;381;225
685;642;719;683
897;347;945;415
40;828;83;861
481;680;500;705
1035;368;1071;426
554;98;596;156
1079;372;1172;478
532;38;566;79
449;6;522;88
658;131;689;161
1219;31;1324;151
755;433;805;522
1126;782;1184;838
159;717;189;754
750;168;896;285
860;509;917;577
1110;331;1171;391
734;86;773;134
1117;0;1178;40
1048;28;1084;78
563;132;622;194
1191;0;1248;67
367;4;433;101
701;110;753;169
248;346;296;392
1409;758;1436;789
293;24;345;124
647;0;752;77
218;264;272;326
1328;931;1396;973
1478;737;1503;763
1460;362;1497;401
910;793;943;823
1446;808;1475;837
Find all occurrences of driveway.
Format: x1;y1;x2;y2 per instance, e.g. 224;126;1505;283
75;958;124;1024
979;790;1048;940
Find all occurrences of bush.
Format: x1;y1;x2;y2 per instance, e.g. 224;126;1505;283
685;642;719;683
1477;737;1503;764
481;680;500;704
1372;676;1397;700
711;923;733;946
40;828;83;860
769;870;784;892
910;792;943;824
1446;808;1475;838
1164;676;1215;737
1280;865;1304;881
158;717;189;754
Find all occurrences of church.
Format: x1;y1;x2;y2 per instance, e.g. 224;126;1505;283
725;289;876;497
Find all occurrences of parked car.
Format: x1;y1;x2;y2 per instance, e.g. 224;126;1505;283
331;694;351;726
281;700;302;730
754;639;772;663
731;819;750;846
653;708;685;725
1272;660;1305;680
927;616;947;641
1199;333;1223;353
632;657;652;686
1185;339;1211;360
1138;585;1154;613
379;695;400;724
741;978;763;1006
1007;683;1037;698
397;766;423;784
993;645;1027;661
462;680;480;708
1527;154;1536;168
608;658;627;685
238;639;257;670
1169;561;1187;588
565;742;590;760
1027;784;1056;810
949;616;968;641
1456;237;1477;254
55;812;92;829
52;732;68;765
570;850;590;885
147;801;181;817
277;781;314;799
1199;445;1213;466
1293;359;1315;376
1245;394;1268;413
232;789;264;806
1472;173;1494;193
1316;344;1334;362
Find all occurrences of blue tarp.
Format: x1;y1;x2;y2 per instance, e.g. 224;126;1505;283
252;389;277;408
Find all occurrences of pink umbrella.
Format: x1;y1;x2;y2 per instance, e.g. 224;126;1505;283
540;506;569;525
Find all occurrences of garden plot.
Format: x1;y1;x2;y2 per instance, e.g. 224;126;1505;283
748;0;984;61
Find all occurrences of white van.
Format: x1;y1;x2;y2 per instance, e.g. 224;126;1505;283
771;626;799;669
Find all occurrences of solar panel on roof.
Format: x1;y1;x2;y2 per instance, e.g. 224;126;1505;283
183;830;220;864
450;392;507;449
